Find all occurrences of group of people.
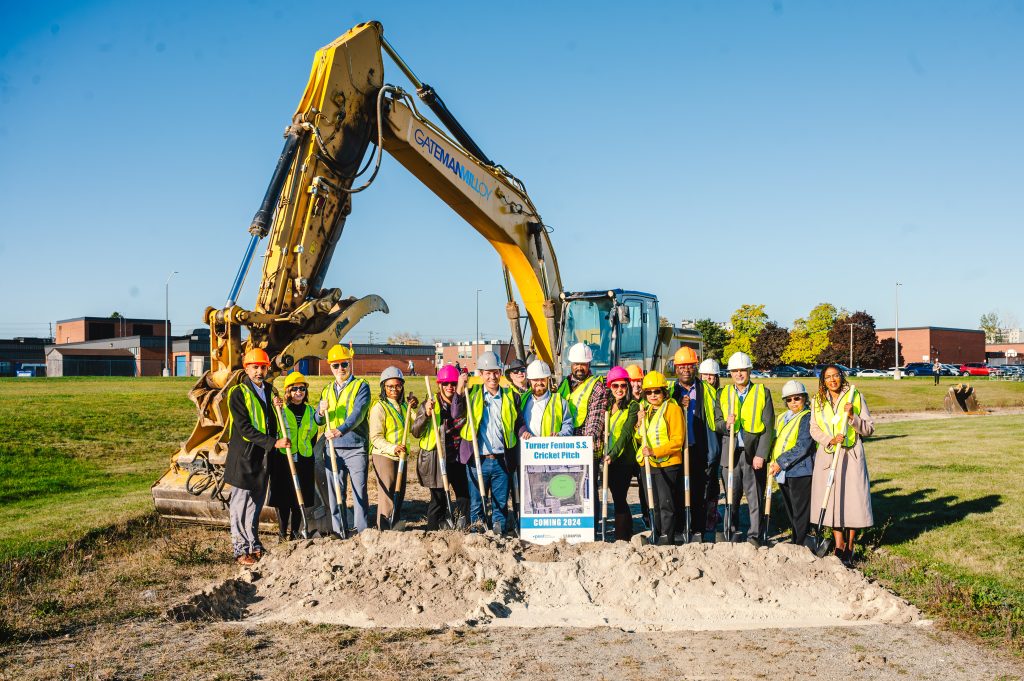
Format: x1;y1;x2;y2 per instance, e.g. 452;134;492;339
222;342;874;567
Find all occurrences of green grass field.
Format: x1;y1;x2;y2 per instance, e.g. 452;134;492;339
1;376;1022;651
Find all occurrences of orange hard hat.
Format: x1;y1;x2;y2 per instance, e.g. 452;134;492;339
243;348;270;366
673;347;699;366
625;364;645;381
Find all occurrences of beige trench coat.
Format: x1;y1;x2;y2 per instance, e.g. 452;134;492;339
809;387;874;529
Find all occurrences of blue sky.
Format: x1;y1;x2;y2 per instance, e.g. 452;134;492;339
2;1;1022;343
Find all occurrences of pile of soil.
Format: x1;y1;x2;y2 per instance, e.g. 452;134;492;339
172;530;919;631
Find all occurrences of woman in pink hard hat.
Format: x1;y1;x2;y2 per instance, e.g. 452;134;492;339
410;364;469;528
604;366;641;540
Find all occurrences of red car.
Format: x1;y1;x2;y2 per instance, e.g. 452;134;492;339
959;363;991;376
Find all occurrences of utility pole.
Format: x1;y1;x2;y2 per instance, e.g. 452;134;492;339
894;282;902;380
165;270;178;377
848;322;856;369
475;288;482;369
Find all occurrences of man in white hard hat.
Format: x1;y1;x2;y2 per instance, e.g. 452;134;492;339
697;357;722;532
452;351;523;535
557;342;607;444
713;351;775;545
518;360;574;439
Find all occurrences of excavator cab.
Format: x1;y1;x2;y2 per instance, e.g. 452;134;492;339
558;290;661;377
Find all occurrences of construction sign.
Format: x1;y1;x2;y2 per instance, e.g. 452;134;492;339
519;436;595;544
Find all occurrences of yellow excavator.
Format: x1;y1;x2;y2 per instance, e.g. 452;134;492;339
151;21;697;527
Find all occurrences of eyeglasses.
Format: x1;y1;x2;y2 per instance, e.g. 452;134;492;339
784;396;803;402
330;362;350;369
289;386;307;393
384;384;402;391
508;369;525;374
438;381;457;387
609;382;628;390
643;389;663;396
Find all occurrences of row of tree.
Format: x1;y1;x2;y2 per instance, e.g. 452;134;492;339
694;303;904;370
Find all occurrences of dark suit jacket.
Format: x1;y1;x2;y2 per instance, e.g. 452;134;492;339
670;379;721;467
223;376;279;492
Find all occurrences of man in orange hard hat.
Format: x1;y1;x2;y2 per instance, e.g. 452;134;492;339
224;347;290;565
668;347;720;542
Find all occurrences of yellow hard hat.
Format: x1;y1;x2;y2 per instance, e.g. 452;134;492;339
283;371;308;390
327;344;354;363
673;347;699;366
641;370;668;391
243;348;270;366
625;364;645;381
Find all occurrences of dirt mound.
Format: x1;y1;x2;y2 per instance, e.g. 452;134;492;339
172;531;919;631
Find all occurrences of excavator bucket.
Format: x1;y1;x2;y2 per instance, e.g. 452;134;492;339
944;383;982;415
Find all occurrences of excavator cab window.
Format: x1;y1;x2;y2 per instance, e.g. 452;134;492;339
561;298;613;373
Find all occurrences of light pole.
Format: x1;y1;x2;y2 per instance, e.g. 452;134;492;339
847;322;856;369
894;282;902;380
165;270;178;376
475;288;482;369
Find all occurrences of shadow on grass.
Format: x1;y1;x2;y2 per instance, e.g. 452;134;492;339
864;434;908;442
864;476;1001;547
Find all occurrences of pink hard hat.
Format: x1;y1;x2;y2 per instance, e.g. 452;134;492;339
436;364;460;383
606;366;630;386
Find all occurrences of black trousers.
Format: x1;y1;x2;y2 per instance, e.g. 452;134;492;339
780;474;812;545
276;506;301;538
640;463;683;542
425;488;450;530
705;459;721;532
447;459;470;522
607;457;636;515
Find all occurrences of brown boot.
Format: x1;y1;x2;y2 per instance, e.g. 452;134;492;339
614;513;633;541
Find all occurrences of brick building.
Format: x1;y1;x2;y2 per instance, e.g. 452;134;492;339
435;340;516;373
875;326;985;364
0;337;51;376
45;335;170;376
171;328;212;377
55;316;170;344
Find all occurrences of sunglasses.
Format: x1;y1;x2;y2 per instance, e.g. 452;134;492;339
438;381;457;387
643;389;663;396
784;395;804;402
289;386;308;393
609;382;628;389
330;362;350;369
508;369;525;374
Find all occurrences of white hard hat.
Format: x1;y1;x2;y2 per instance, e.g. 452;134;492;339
782;380;808;399
477;351;501;371
726;352;753;371
567;342;593;364
698;359;720;375
526;359;552;380
379;366;404;383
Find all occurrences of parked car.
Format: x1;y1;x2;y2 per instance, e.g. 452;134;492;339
751;370;770;379
857;368;888;378
813;364;857;377
959;363;991;377
941;364;960;376
769;365;805;378
903;362;938;376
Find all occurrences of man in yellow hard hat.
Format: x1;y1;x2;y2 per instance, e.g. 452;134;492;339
224;347;290;565
668;347;720;542
314;344;371;534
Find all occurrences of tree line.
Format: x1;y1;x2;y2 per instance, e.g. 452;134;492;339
693;303;905;370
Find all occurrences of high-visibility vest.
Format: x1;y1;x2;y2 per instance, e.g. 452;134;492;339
636;400;681;466
279;404;315;458
226;383;267;440
459;386;518;449
718;383;767;434
771;409;810;462
558;375;600;428
701;382;717;426
372;399;408;461
812;388;862;448
608;403;633;460
519;391;569;437
320;378;369;435
418;397;456;451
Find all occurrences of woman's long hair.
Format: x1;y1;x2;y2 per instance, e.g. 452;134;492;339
816;364;849;404
379;381;406;404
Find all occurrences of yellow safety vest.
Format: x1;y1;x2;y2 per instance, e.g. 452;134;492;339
701;382;717;426
418;397;454;451
459;386;519;449
519;391;570;437
813;388;862;448
718;383;767;434
608;403;634;460
636;400;679;466
278;404;315;458
226;383;267;441
771;409;810;462
320;378;369;435
558;375;600;428
373;399;408;461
